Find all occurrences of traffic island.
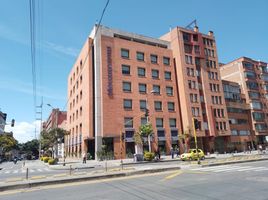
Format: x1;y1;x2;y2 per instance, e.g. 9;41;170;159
0;166;181;192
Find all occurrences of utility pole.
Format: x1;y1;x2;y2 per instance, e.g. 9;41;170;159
36;98;43;159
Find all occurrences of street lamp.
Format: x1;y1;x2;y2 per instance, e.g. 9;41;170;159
145;90;156;152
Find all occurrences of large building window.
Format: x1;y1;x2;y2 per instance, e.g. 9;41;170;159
138;67;146;77
163;57;170;65
169;118;176;128
165;71;171;80
156;118;163;128
124;117;133;128
152;69;159;79
136;52;144;61
168;102;175;111
140;100;147;110
153;85;160;95
154;101;162;111
123;82;131;92
122;64;130;75
141;117;147;125
150;54;158;64
166;86;173;96
121;48;129;59
139;83;147;93
124;99;132;110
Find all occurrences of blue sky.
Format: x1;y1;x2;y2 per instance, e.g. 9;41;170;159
1;0;267;142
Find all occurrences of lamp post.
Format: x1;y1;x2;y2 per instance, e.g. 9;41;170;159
145;90;156;152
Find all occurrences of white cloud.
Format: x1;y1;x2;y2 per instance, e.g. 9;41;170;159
42;41;79;57
5;121;41;143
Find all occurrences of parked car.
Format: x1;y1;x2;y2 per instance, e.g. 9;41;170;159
181;149;205;161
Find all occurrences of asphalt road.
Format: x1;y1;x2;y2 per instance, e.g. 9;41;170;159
0;160;98;180
1;160;268;200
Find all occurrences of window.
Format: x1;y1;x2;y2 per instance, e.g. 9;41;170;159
136;52;144;61
188;80;197;89
124;117;133;128
192;107;200;117
139;83;147;93
190;94;198;103
150;54;158;64
187;68;195;77
165;71;171;80
168;102;175;111
194;45;200;54
122;65;130;75
185;55;193;64
80;107;82;116
246;81;258;90
169;118;176;128
166;86;173;96
244;71;256;79
251;101;262;109
121;49;129;59
154;101;162;111
80;75;82;84
163;57;170;65
183;32;190;42
184;44;192;54
80;90;82;100
123;82;131;92
252;112;265;121
140;100;147;110
152;69;159;79
141;117;147;125
156;118;163;128
153;85;160;95
124;99;132;109
138;67;146;77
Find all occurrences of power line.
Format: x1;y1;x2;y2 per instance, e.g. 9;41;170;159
29;0;38;138
62;0;110;111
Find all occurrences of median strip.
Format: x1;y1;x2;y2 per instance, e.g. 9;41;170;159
30;176;46;180
5;178;24;183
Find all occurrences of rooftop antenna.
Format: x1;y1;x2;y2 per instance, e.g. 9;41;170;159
185;19;197;30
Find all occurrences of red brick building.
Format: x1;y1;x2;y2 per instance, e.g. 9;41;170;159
220;57;268;145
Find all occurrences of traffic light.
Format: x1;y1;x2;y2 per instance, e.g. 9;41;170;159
145;108;149;117
194;118;199;130
11;119;15;127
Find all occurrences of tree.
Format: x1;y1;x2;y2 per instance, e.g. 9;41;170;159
0;134;18;155
135;123;154;152
40;128;68;157
21;139;39;158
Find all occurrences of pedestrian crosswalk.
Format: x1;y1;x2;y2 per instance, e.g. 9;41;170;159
0;168;51;174
190;165;268;173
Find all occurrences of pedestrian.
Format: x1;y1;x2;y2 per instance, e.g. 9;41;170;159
171;147;174;159
176;146;180;157
248;145;251;154
259;145;263;154
157;148;161;160
82;152;86;164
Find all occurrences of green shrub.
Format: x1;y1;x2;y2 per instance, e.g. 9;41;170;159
43;157;50;163
48;158;56;165
144;152;155;161
40;157;44;161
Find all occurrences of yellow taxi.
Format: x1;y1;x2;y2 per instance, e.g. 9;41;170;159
180;149;205;161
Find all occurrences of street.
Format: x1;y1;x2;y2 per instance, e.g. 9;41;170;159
0;160;97;180
1;160;268;200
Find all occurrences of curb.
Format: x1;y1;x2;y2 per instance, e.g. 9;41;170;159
201;158;268;167
48;165;95;170
0;166;181;192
